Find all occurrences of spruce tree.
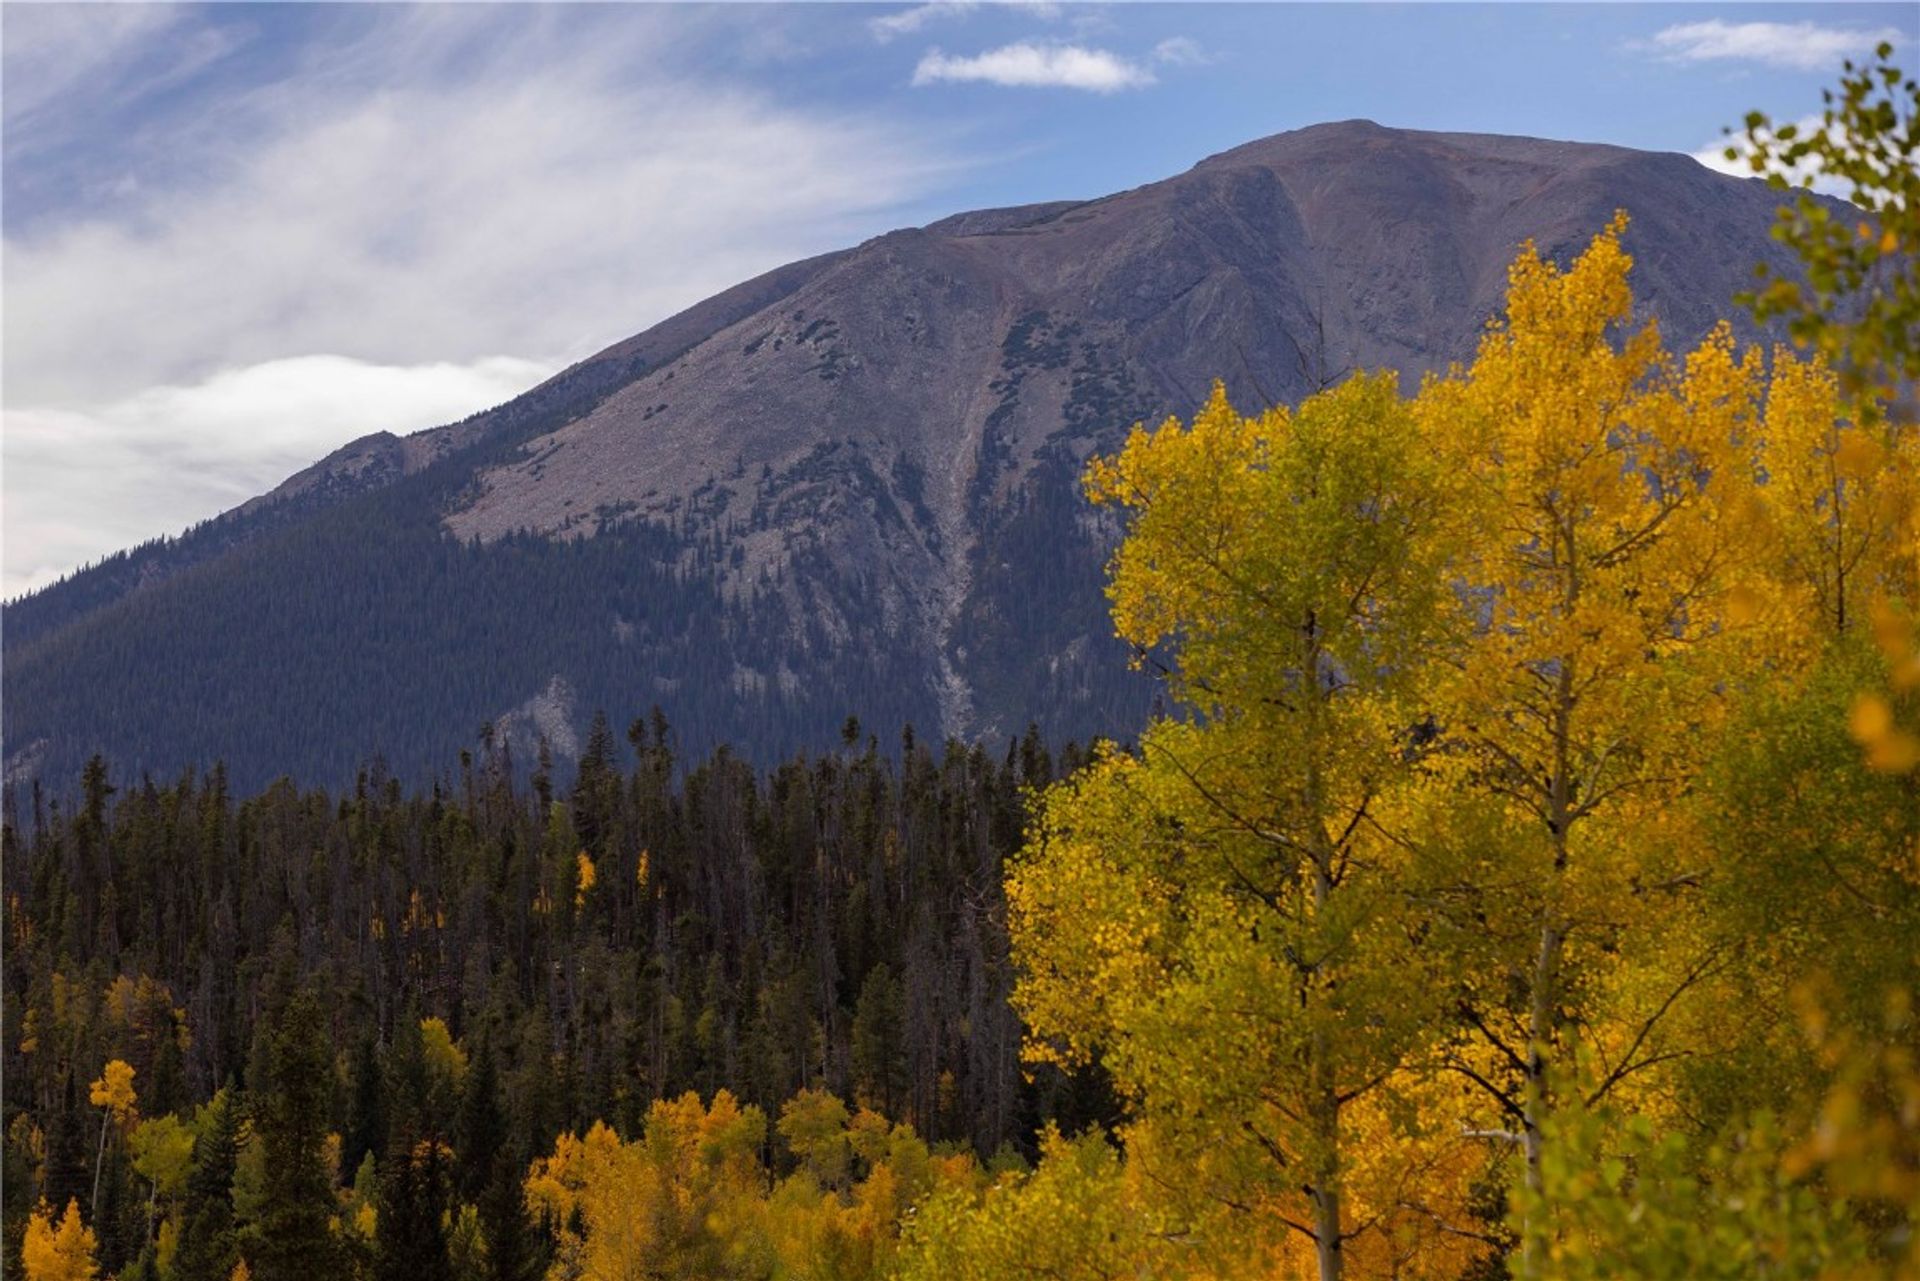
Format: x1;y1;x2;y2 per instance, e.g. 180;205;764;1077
173;1088;240;1281
851;963;908;1118
374;1135;452;1281
453;1040;504;1207
477;1153;536;1281
42;1072;92;1217
93;1139;141;1275
384;1012;430;1147
343;1034;386;1181
42;1075;92;1213
248;992;338;1280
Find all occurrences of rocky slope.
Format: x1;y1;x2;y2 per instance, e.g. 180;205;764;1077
3;122;1816;790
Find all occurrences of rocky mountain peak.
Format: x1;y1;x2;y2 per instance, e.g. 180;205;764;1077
4;124;1816;790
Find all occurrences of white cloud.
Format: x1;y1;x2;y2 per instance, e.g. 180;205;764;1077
913;42;1155;92
1690;114;1857;198
1647;20;1904;72
3;6;964;593
2;355;554;598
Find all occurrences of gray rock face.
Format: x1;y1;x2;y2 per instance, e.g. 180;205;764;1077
6;121;1818;784
433;120;1808;740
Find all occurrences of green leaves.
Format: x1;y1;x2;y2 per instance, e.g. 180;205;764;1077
1735;46;1920;406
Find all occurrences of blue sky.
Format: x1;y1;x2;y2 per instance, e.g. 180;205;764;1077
4;2;1914;596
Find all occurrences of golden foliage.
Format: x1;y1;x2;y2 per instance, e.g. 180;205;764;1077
528;1089;974;1281
21;1200;97;1281
574;850;597;908
994;210;1920;1278
88;1059;138;1130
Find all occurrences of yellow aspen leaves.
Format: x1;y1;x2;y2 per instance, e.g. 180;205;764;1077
1028;361;1484;1277
895;1128;1167;1281
996;211;1918;1278
574;850;597;907
129;1113;196;1202
21;1199;98;1281
1421;221;1778;1203
1852;691;1920;772
1750;347;1918;646
88;1060;137;1131
528;1089;971;1280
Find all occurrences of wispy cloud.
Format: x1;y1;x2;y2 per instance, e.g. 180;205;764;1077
3;6;964;592
1151;36;1210;68
7;10;960;406
869;1;1060;44
1646;20;1903;72
871;1;977;43
913;41;1155;92
4;5;186;137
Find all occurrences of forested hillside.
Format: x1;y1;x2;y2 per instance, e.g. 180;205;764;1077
2;720;1111;1279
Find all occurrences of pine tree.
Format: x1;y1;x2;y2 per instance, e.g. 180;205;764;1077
477;1156;536;1281
91;1142;140;1276
374;1137;452;1281
43;1075;91;1223
851;964;907;1119
343;1035;387;1182
384;1012;430;1146
453;1040;505;1207
172;1090;240;1281
247;994;338;1280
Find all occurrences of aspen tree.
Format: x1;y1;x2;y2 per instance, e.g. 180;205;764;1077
1424;219;1764;1257
1013;372;1474;1279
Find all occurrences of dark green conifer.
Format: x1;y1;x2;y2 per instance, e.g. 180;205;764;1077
43;1071;92;1215
374;1134;452;1281
477;1152;537;1281
453;1039;505;1206
344;1033;387;1183
852;963;908;1119
249;992;340;1281
173;1088;240;1281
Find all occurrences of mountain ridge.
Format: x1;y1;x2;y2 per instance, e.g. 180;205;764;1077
4;122;1818;791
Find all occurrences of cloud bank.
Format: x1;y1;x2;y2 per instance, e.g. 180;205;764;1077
4;355;551;598
3;6;958;595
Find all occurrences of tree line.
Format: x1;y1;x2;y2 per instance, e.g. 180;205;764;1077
1;716;1113;1280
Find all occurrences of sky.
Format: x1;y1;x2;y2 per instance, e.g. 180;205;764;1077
3;2;1914;599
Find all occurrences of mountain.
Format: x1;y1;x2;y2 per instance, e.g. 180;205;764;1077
3;121;1816;792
